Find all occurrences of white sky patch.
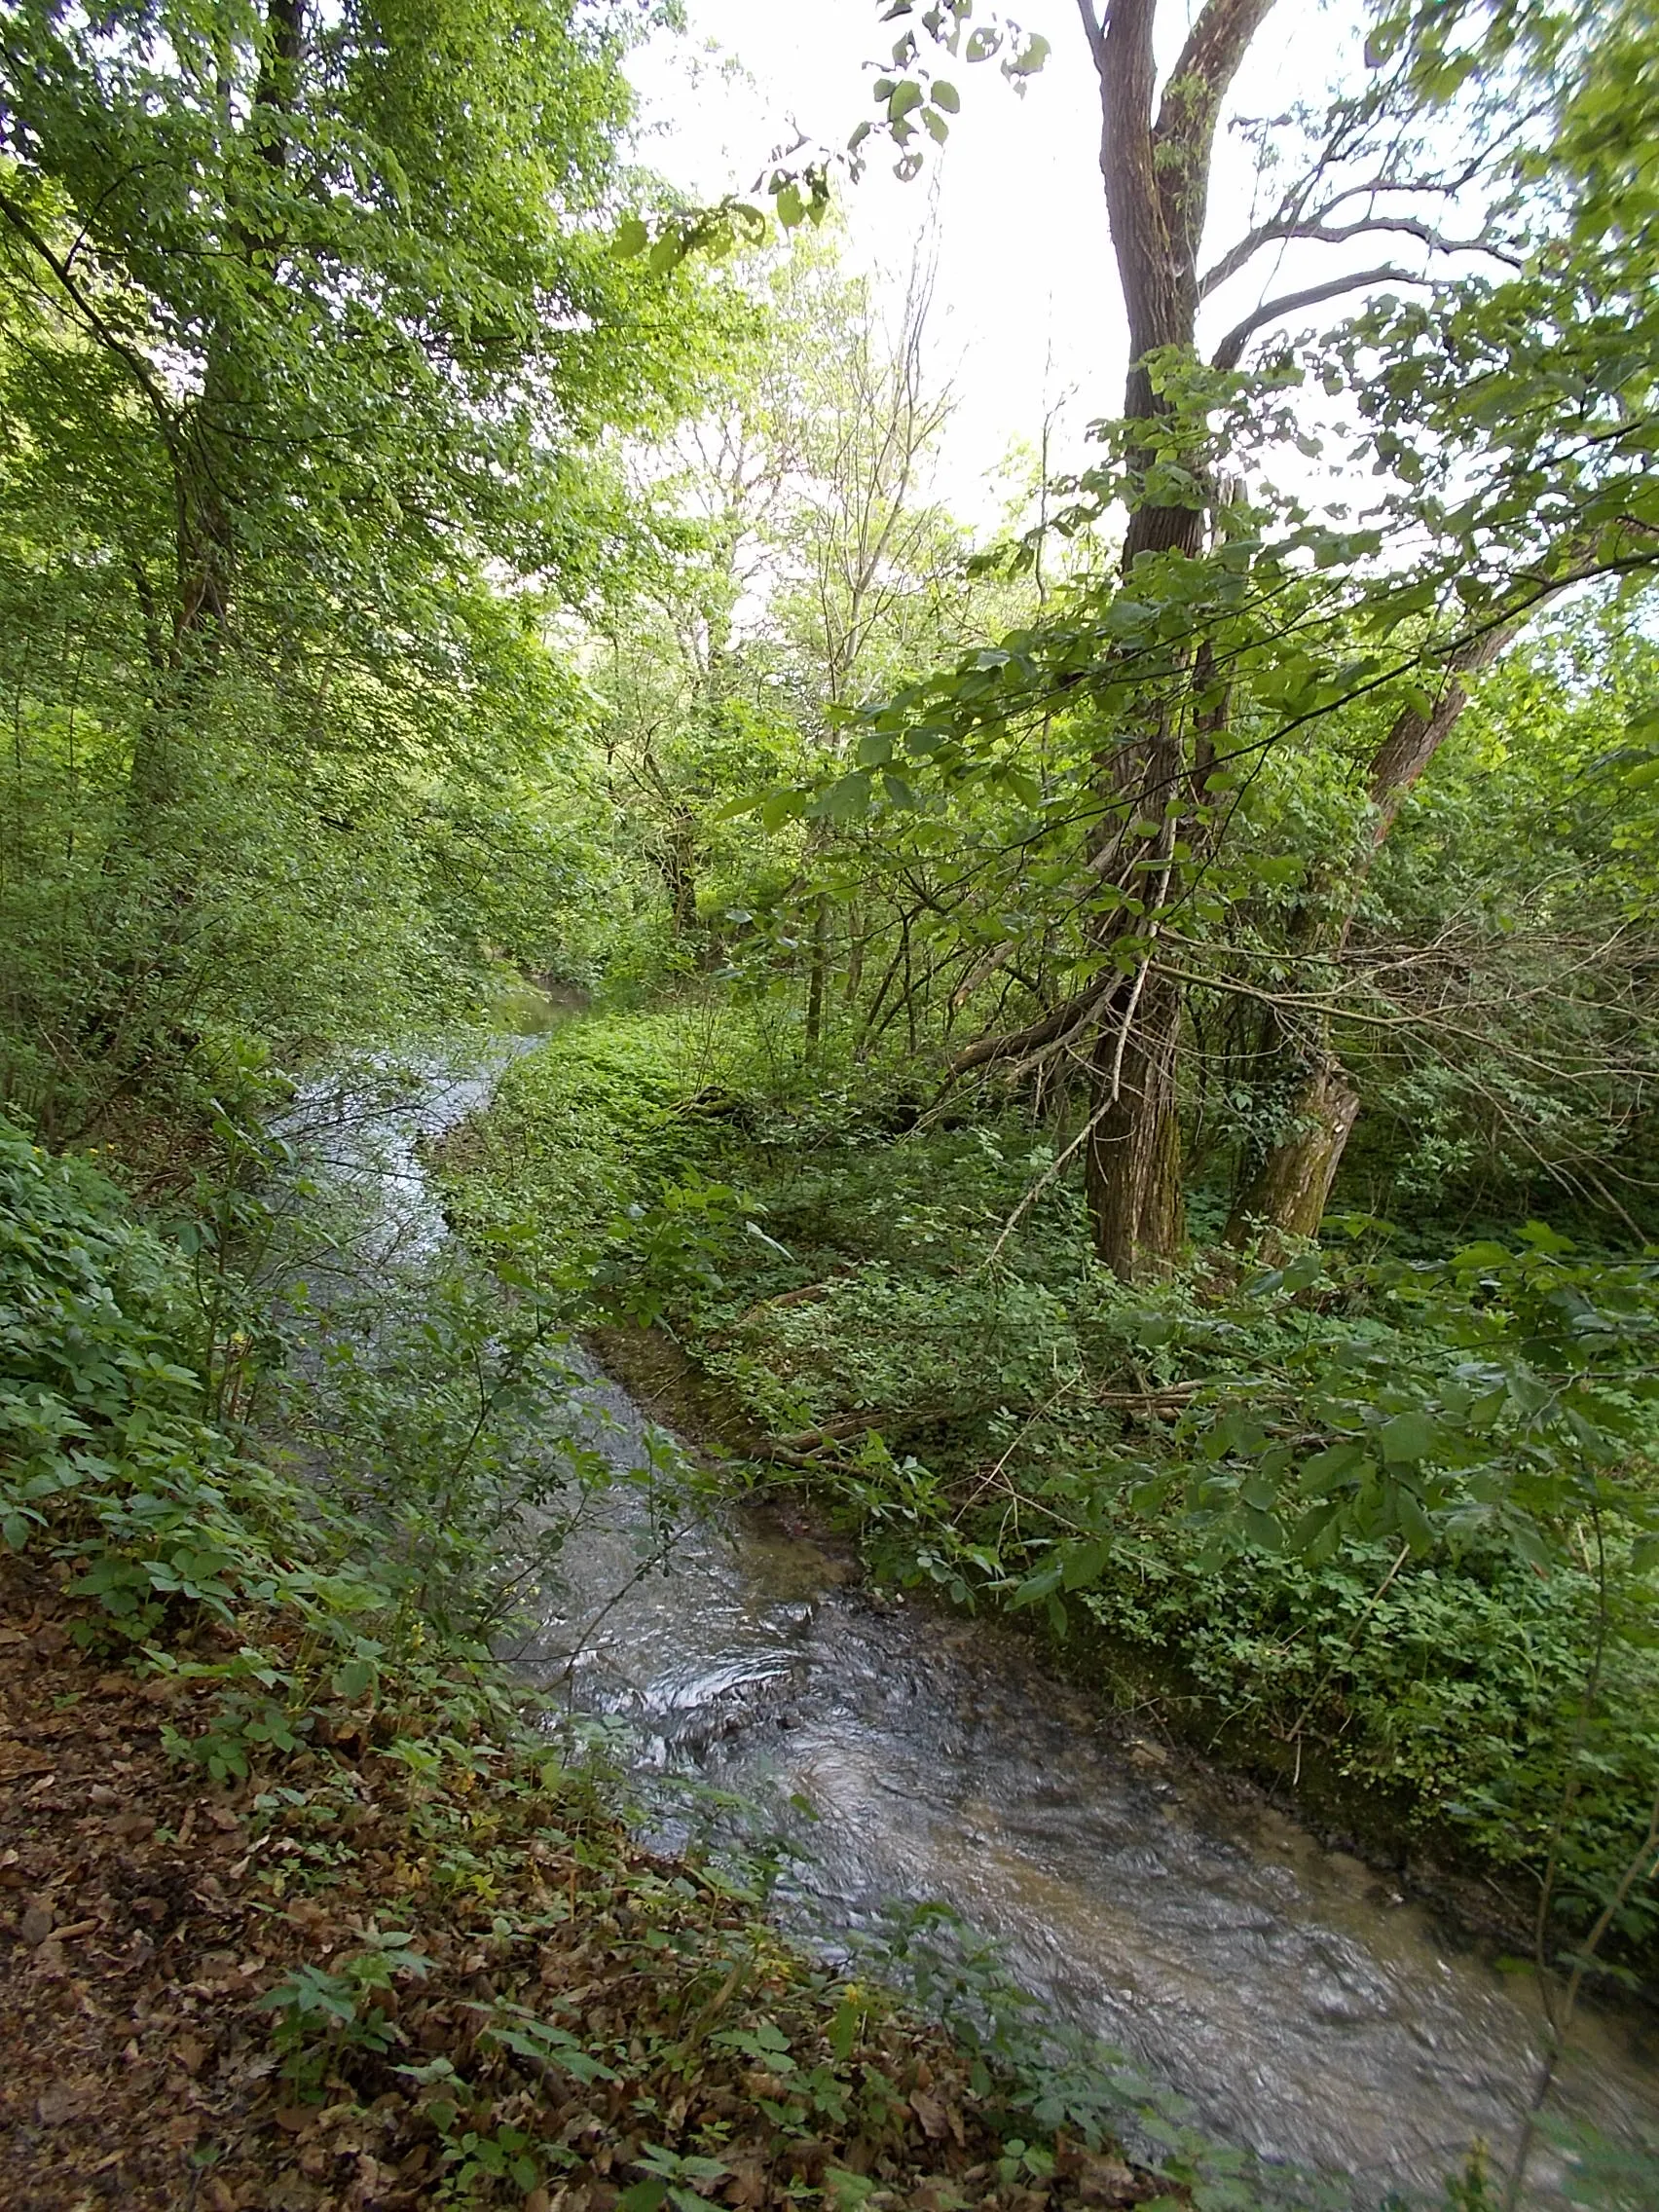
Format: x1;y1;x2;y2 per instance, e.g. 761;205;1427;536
625;0;1375;526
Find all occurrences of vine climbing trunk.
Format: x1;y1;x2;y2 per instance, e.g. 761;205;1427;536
1225;1057;1361;1246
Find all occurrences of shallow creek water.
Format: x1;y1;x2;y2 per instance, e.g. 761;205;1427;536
285;1033;1659;2208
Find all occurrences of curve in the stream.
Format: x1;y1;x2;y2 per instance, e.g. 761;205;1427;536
284;1029;1659;2209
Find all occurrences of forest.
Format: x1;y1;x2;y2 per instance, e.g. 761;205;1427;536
2;0;1659;2206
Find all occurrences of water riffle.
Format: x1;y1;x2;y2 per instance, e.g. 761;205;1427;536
512;1361;1656;2206
282;1032;1659;2207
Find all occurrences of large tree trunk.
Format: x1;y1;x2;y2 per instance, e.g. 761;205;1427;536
1086;967;1186;1277
1074;0;1277;1275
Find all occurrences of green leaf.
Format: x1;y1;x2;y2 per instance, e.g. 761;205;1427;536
1059;1537;1112;1591
1380;1411;1437;1465
1300;1442;1367;1495
829;1995;860;2061
1395;1487;1438;1551
1210;1408;1268;1458
1242;1505;1283;1551
1452;1241;1511;1271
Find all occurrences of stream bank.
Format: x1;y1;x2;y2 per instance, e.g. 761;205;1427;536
415;1018;1659;2204
513;1351;1657;2208
2;1068;1159;2212
583;1322;1563;1978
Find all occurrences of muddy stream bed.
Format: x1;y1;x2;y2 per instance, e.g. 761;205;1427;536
282;1031;1659;2208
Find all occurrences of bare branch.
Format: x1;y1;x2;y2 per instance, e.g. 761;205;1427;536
1201;213;1523;298
1073;0;1108;76
1209;264;1420;370
0;191;179;458
947;978;1112;1078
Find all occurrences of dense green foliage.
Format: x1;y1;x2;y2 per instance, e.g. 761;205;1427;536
0;0;717;1144
442;1008;1659;1956
0;1097;636;1692
6;0;1659;2200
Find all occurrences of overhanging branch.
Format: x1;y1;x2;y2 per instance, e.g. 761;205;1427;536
946;977;1113;1079
1200;213;1523;298
1210;265;1419;369
0;191;180;458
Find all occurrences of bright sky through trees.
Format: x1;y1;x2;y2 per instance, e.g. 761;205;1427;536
626;0;1364;520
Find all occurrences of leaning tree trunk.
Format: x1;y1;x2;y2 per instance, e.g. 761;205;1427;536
1226;619;1523;1244
1225;1054;1360;1248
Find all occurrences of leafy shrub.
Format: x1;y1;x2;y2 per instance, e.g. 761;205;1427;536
0;1114;317;1623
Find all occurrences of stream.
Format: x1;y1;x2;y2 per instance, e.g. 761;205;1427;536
280;1025;1659;2209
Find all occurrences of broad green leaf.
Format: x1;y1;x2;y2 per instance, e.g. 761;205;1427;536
1380;1411;1437;1465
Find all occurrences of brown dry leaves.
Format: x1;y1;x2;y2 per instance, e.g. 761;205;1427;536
0;1555;1168;2212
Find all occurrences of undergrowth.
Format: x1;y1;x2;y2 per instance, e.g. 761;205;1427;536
0;1103;1351;2211
437;1008;1659;1972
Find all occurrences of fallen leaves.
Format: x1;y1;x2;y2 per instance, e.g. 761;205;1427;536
173;2033;211;2076
0;1745;55;1782
34;2084;89;2128
0;1553;1170;2212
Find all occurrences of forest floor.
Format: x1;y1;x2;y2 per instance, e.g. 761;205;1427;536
0;1550;1165;2212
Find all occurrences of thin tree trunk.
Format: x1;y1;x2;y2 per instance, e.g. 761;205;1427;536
1228;619;1521;1242
804;894;830;1054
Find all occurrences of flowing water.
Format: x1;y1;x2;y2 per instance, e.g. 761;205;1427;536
283;1025;1659;2209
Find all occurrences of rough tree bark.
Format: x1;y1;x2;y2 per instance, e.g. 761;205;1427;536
1086;963;1188;1274
1073;0;1277;1277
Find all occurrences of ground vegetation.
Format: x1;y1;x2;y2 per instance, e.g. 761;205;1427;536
6;2;1659;2205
